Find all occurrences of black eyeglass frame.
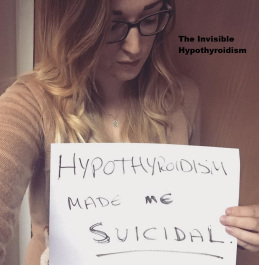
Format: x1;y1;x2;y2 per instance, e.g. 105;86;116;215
107;8;174;44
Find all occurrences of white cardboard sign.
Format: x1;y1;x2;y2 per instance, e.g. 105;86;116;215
50;143;240;265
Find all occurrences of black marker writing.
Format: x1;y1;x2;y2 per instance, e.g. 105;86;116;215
89;223;110;243
97;250;224;259
68;195;120;210
58;154;229;179
145;193;173;205
58;153;76;179
89;223;224;244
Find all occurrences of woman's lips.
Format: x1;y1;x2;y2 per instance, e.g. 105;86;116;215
117;59;140;67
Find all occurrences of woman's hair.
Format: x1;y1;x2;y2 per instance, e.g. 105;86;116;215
122;0;182;143
34;0;182;143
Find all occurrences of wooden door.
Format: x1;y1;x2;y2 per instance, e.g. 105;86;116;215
170;0;259;264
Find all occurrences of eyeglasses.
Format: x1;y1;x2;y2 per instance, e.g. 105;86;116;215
107;8;174;44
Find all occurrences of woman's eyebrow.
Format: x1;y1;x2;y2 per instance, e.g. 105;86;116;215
112;0;163;15
143;0;163;11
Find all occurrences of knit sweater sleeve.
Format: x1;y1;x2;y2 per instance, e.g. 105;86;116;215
0;80;43;264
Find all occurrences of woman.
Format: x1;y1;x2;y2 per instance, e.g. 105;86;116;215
0;0;258;264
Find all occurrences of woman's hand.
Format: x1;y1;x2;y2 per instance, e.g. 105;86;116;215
220;205;259;252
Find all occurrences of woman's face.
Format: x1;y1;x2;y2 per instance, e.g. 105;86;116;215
95;0;164;85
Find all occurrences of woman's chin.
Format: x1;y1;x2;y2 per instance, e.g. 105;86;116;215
113;68;141;82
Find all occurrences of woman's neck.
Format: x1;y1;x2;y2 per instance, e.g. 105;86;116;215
97;77;125;112
95;77;127;142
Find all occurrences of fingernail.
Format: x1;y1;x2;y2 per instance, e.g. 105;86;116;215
226;208;232;215
220;215;227;224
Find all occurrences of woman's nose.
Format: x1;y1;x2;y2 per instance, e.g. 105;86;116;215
121;27;141;55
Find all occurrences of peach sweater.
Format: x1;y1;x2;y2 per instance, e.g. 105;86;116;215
0;74;199;265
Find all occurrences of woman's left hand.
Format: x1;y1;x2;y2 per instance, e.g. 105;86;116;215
220;205;259;252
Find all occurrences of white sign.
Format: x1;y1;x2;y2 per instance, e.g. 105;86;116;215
50;143;240;265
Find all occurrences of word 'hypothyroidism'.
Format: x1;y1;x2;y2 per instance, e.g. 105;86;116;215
57;154;228;179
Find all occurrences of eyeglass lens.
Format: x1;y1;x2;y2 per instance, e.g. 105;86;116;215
108;12;170;43
141;12;169;35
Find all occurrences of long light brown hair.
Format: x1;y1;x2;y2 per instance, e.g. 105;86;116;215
34;0;182;143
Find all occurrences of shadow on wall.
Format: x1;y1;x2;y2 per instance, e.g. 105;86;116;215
0;0;16;96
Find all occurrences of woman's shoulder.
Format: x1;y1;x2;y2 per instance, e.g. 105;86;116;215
3;72;49;111
1;72;53;132
10;73;44;96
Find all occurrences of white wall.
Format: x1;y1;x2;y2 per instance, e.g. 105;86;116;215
16;0;34;75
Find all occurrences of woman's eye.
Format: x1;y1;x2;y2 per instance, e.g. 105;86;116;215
142;16;159;26
111;22;120;31
145;18;157;24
